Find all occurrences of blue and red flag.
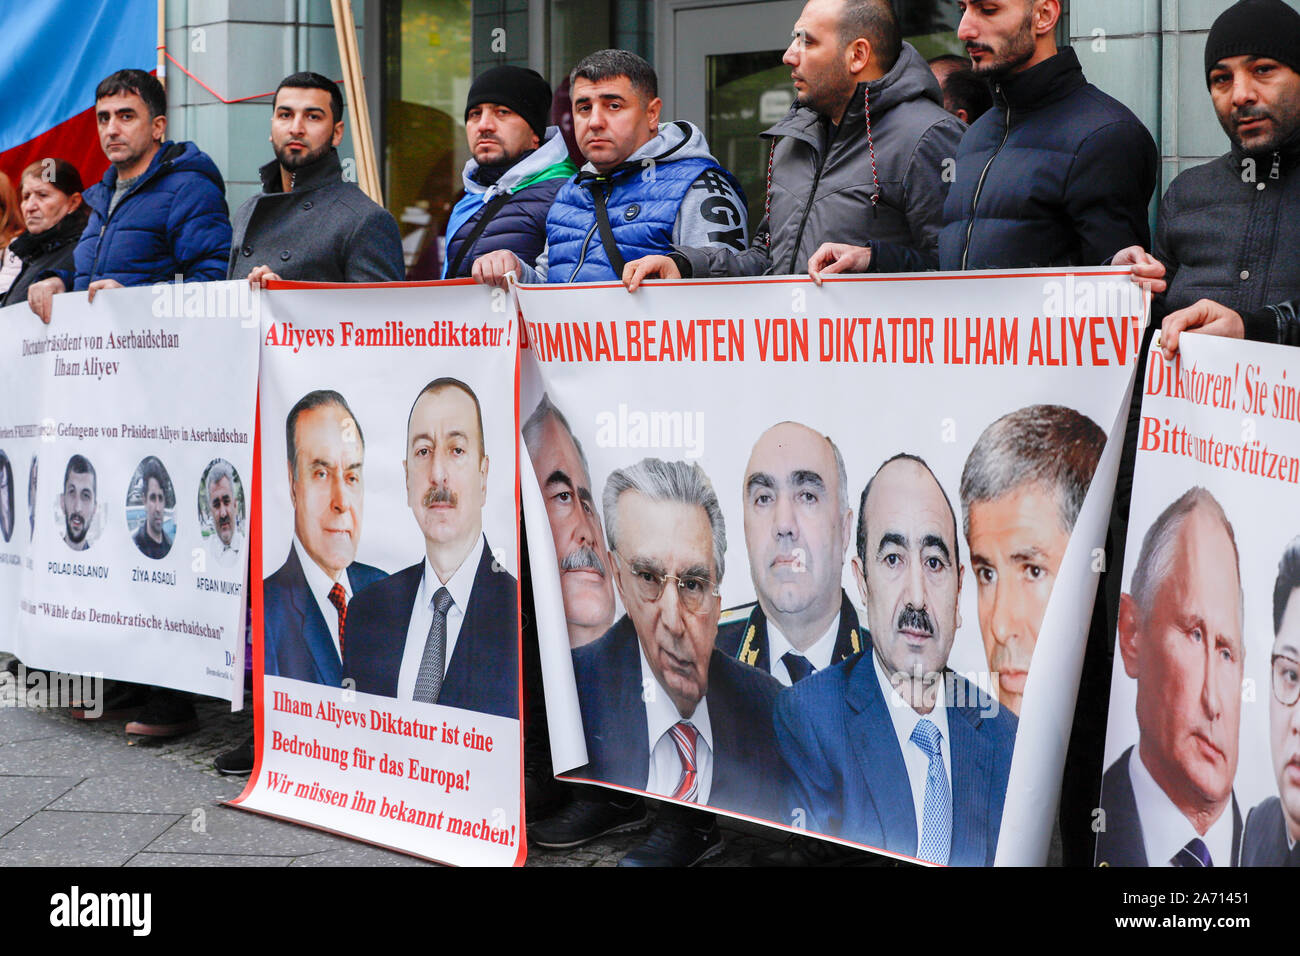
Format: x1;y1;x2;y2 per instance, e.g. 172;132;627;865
0;1;156;188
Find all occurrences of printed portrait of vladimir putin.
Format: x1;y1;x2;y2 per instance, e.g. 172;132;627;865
1097;487;1245;867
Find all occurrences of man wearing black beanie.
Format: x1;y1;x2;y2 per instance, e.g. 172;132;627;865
1100;0;1300;866
1116;0;1300;347
439;65;576;278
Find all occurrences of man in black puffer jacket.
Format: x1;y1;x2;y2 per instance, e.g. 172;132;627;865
938;0;1157;270
803;0;1156;279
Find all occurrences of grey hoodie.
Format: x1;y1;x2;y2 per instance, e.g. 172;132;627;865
675;41;963;277
512;121;748;283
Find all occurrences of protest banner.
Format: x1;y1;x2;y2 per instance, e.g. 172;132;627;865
518;268;1143;866
1097;333;1300;867
232;280;523;866
0;282;258;705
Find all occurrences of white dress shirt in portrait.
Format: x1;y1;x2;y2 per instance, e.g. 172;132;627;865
639;641;714;803
766;611;841;686
1128;746;1235;867
396;534;485;702
293;536;353;661
873;650;952;852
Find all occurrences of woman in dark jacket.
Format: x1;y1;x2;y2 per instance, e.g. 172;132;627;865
1;159;88;308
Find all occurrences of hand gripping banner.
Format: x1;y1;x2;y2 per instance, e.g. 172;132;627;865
0;282;259;705
1097;333;1300;868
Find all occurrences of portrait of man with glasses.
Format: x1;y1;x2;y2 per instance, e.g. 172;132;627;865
568;456;789;820
1242;537;1300;866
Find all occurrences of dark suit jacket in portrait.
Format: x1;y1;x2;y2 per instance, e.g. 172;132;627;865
263;546;385;686
1095;745;1242;866
569;614;789;821
341;537;519;720
1241;796;1300;866
717;589;864;675
774;643;1018;866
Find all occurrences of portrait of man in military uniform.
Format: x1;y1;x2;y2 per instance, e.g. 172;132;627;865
717;421;865;685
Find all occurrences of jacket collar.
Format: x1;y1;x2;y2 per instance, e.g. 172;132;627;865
575;121;698;185
89;140;187;215
460;126;573;196
9;206;89;260
258;146;344;195
992;46;1086;113
1228;126;1300;176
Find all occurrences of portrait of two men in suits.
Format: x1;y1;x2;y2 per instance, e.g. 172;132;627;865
263;380;518;721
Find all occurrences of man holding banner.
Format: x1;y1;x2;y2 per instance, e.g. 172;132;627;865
480;50;750;865
472;49;746;287
1117;0;1300;355
26;69;231;323
621;0;961;285
228;72;404;286
441;67;575;279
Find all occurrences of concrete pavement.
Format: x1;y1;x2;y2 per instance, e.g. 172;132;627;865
0;653;891;867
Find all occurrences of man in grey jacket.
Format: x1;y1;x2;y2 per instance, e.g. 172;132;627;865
214;72;403;777
228;72;404;285
622;0;962;286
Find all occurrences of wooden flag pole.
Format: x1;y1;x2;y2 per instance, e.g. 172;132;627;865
157;0;166;90
329;0;382;204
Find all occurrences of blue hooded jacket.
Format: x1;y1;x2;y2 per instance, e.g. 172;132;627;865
61;140;232;290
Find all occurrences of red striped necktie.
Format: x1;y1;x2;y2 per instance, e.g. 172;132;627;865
669;720;699;802
328;582;348;654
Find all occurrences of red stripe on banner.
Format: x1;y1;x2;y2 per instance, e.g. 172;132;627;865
0;106;108;190
231;392;264;806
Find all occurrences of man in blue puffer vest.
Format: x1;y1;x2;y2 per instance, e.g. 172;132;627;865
27;69;231;323
472;49;747;287
473;50;747;869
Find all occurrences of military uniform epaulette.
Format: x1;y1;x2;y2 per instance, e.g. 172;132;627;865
717;591;865;676
718;603;755;627
716;602;763;669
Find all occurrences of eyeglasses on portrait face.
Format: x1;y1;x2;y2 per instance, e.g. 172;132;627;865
612;550;719;615
1273;653;1300;707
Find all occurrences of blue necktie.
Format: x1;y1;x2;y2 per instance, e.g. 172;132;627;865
1172;837;1212;867
910;718;951;865
781;650;815;684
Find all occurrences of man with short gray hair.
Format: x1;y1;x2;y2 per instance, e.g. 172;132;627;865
205;460;244;568
566;457;786;865
960;404;1105;717
1097;486;1246;866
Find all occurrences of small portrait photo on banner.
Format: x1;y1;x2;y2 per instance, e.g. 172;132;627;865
198;458;246;569
57;453;102;553
126;455;176;560
27;455;38;542
0;450;14;544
